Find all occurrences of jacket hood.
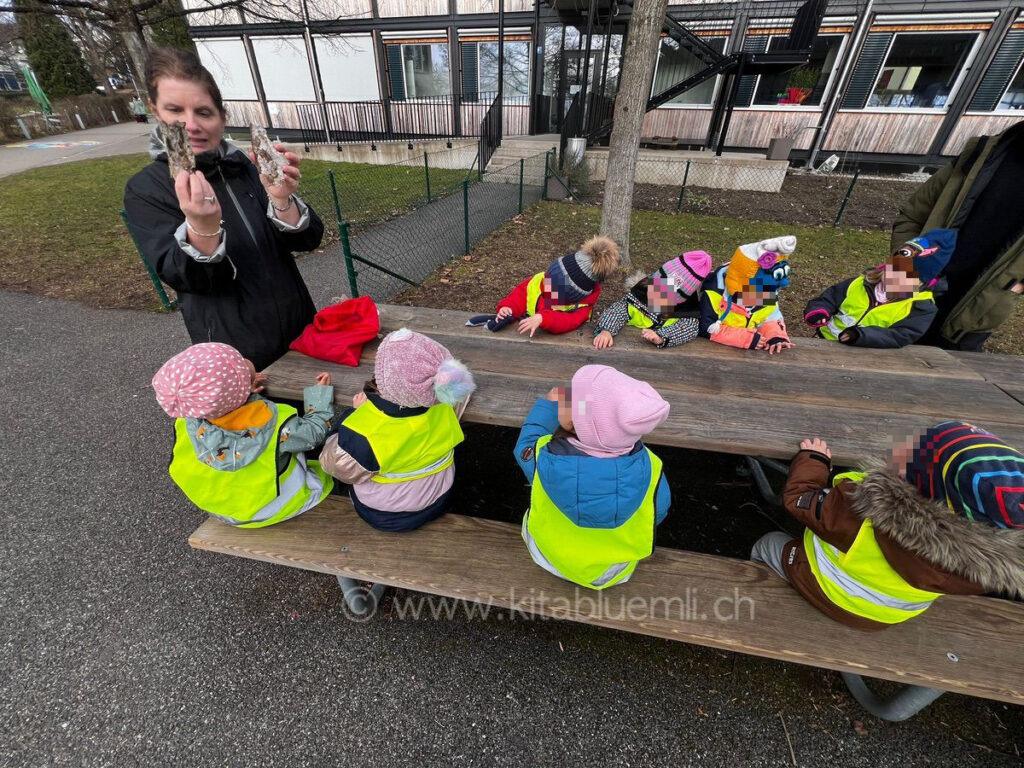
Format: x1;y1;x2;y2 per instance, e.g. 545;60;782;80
538;438;651;528
849;467;1024;597
148;125;247;168
185;396;278;471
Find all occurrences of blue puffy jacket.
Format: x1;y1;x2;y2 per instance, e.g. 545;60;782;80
513;399;670;527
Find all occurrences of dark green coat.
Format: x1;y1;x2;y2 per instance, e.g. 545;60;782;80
891;123;1024;344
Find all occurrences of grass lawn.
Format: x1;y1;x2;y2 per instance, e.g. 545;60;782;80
0;154;467;311
396;201;1024;355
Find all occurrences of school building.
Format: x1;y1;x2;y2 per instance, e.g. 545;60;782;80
185;0;1024;167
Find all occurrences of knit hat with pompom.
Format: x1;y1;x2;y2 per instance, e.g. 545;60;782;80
375;328;476;408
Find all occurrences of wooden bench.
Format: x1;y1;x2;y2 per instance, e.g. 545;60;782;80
189;304;1024;720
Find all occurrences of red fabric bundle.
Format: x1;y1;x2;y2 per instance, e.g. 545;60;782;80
289;296;380;366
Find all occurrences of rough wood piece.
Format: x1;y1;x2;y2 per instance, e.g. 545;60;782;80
188;497;1024;706
263;351;1024;464
158;120;194;179
250;124;286;186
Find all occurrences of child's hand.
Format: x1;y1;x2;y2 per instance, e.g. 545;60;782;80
762;339;794;355
593;330;614;349
251;372;268;393
497;306;513;319
518;314;544;337
315;372;331;386
544;386;562;402
800;437;831;458
640;329;663;347
352;391;368;408
1011;282;1024;295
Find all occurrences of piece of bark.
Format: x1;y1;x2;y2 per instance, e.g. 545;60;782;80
250;125;287;186
158;120;195;179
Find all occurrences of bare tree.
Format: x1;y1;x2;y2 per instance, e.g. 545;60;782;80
599;0;667;266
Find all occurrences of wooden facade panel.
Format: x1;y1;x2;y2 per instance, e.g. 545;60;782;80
224;100;267;128
307;0;373;21
943;113;1024;156
391;101;455;134
457;0;533;12
377;0;448;17
641;108;712;141
724;110;823;150
268;101;305;130
823;111;943;155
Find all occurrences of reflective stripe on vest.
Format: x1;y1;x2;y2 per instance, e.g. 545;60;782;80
625;302;679;330
169;403;333;528
342;399;464;484
525;272;586;315
820;276;933;341
805;470;942;623
525;434;662;590
704;289;778;328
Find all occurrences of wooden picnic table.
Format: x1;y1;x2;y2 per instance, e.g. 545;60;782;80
262;304;1024;466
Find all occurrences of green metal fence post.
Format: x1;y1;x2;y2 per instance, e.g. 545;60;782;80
120;209;177;311
542;150;551;201
424;151;432;203
463;179;471;255
833;167;861;228
518;158;525;214
676;160;691;214
328;169;359;297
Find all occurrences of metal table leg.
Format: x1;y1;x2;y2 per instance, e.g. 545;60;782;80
337;576;386;619
841;672;945;721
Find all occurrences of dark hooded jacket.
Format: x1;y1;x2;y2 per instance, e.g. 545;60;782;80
124;133;323;370
779;449;1024;631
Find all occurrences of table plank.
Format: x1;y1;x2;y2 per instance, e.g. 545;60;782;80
189;497;1024;706
266;351;1024;465
381;303;982;381
952;351;1024;407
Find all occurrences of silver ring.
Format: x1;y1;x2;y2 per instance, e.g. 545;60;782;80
203;195;215;202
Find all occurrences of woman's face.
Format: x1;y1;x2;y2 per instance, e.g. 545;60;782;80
151;77;225;154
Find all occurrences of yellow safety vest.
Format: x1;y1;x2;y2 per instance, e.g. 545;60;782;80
169;402;333;528
820;276;934;342
704;288;779;328
525;434;662;590
803;471;942;624
341;398;464;484
524;272;587;316
625;302;679;330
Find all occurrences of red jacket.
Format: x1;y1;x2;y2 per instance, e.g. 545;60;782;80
495;274;601;335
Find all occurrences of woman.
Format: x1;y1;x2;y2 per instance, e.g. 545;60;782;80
124;47;324;370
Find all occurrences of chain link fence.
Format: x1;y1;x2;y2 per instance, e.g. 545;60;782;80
333;148;550;300
562;151;922;232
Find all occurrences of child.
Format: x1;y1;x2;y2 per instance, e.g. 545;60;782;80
593;251;713;349
320;329;475;532
152;342;335;528
700;236;796;354
515;364;671;589
750;422;1024;631
467;236;621;336
803;228;956;348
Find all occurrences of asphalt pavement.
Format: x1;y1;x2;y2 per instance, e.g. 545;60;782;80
0;122;152;179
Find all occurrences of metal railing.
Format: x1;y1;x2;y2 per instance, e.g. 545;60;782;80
478;93;503;174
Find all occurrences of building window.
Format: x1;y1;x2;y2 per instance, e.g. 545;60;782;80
998;59;1024;110
651;36;727;105
753;34;844;106
0;73;21;91
478;40;531;100
401;43;451;99
868;32;977;109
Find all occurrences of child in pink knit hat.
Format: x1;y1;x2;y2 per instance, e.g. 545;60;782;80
152;342;336;528
514;364;671;589
320;329;476;532
594;251;713;349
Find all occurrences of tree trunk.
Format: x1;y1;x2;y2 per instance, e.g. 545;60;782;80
599;0;668;266
118;3;149;85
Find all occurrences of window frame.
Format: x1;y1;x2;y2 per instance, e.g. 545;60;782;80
991;53;1024;113
399;40;453;101
649;32;731;110
865;30;984;113
746;32;849;111
476;39;532;102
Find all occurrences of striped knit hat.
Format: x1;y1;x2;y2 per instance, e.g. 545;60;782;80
904;421;1024;529
544;250;599;304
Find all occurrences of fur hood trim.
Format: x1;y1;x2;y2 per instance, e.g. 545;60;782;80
849;467;1024;598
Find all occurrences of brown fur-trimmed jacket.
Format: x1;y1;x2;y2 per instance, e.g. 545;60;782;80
778;450;1024;631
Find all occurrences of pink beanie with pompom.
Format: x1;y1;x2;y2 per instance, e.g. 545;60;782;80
375;328;475;408
570;365;670;457
152;342;254;420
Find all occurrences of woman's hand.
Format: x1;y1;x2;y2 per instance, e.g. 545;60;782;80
251;144;302;210
174;170;221;250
